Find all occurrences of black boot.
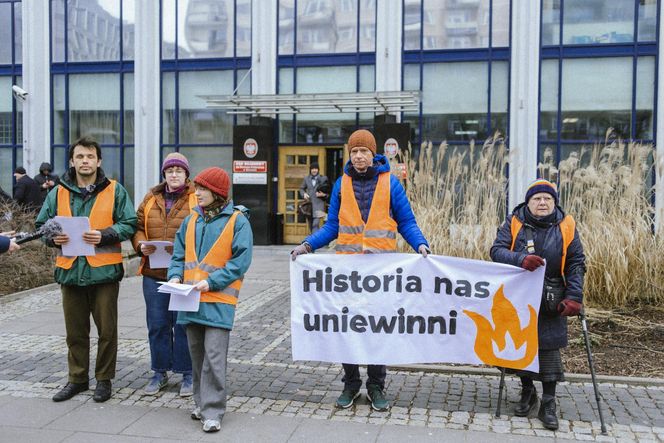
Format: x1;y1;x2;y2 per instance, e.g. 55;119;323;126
538;395;559;430
93;380;112;403
514;385;537;417
52;382;89;402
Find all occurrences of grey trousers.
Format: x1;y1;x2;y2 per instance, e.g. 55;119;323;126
186;323;230;422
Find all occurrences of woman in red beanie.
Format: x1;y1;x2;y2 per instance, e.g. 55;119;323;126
167;166;253;433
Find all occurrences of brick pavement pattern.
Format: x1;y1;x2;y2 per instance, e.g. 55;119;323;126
0;247;663;442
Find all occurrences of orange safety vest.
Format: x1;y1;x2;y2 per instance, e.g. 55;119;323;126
510;215;576;278
183;211;243;305
138;192;197;274
335;172;397;254
55;181;123;269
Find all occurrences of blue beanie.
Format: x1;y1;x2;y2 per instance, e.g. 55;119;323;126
525;179;558;204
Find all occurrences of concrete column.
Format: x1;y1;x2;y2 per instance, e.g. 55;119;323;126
21;0;51;177
508;0;541;209
133;0;161;205
251;0;277;95
375;1;402;93
656;2;664;232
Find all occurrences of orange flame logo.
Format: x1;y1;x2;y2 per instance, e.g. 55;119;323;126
463;285;538;370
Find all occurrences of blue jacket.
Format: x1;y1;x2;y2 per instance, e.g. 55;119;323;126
0;235;9;254
169;202;253;330
490;203;586;349
306;154;428;252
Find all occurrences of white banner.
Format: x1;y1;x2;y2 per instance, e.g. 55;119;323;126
290;254;545;372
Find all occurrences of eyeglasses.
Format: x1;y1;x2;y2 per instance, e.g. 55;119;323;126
531;196;554;203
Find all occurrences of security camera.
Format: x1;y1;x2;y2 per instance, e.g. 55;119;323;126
12;85;28;101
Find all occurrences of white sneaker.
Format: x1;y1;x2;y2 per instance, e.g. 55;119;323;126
202;419;221;432
190;407;201;421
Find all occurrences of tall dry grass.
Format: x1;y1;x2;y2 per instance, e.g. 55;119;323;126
402;133;663;308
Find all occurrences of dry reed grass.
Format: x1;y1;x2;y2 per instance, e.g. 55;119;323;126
401;132;663;308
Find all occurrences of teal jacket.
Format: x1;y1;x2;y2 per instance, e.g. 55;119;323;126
35;168;137;287
169;202;253;330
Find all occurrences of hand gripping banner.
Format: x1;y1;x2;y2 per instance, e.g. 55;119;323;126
290;253;545;372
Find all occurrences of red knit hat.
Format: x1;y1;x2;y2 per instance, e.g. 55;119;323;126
347;129;376;155
194;167;231;199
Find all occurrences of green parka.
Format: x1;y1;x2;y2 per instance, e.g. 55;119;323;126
35;168;137;286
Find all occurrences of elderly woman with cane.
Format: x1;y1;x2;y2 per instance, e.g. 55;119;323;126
490;179;586;430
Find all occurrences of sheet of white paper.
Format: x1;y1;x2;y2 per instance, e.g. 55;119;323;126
167;290;200;312
54;216;96;257
140;241;173;269
157;281;196;296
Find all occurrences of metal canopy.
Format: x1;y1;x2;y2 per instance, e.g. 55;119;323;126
202;91;420;115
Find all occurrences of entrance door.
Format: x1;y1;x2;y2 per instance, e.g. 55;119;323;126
278;147;327;244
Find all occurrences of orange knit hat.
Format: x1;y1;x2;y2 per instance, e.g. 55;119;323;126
347;129;376;155
194;167;231;199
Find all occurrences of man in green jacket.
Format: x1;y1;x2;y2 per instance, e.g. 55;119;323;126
36;136;137;403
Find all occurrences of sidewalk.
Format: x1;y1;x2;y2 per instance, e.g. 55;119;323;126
0;246;662;442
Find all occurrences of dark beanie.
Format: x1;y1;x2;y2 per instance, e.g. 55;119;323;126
525;179;558;204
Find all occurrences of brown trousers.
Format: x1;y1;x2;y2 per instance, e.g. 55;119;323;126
61;282;119;383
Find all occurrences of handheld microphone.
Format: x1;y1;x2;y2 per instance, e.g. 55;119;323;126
14;219;63;245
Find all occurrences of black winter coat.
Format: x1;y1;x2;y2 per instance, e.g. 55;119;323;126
490;203;586;349
13;175;42;212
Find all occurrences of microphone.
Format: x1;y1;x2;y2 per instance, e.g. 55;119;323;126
14;219;63;245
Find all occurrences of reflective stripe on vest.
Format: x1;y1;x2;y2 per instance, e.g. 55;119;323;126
335;172;397;254
183;211;243;305
55;180;123;269
509;214;576;279
138;192;197;274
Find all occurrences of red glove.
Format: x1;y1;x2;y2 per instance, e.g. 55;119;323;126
558;299;582;317
521;255;545;271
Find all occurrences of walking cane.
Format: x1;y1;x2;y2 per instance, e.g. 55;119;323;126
495;366;506;417
579;308;608;435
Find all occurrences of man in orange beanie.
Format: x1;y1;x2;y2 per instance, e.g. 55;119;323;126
168;166;253;432
291;128;430;412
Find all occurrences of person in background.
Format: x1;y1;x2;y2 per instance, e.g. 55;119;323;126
299;162;329;234
168;167;253;433
36;136;137;404
132;153;196;397
13;166;42;213
34;162;60;205
291;129;430;412
0;231;19;253
490;179;585;431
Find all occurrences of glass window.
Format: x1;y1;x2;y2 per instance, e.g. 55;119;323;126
236;0;251;57
122;0;135;60
100;146;122;182
178;146;233;178
638;0;657;42
359;65;374;92
53;75;67;145
422;0;492;50
0;148;13;192
560;58;632;140
123;146;134;199
178;70;234;144
297;66;356;94
403;0;421;50
541;0;560;46
161;0;176;59
279;68;294;94
15;76;22;143
492;0;510;47
123;73;134;144
177;0;235;59
359;0;376;52
68;0;122;62
52;0;66;62
296;0;367;54
69;73;121;143
562;0;634;45
635;57;655;139
0;77;11;144
539;59;559;141
0;3;12;64
490;61;508;136
14;3;22;64
421;62;489;141
162;72;176;144
278;0;295;55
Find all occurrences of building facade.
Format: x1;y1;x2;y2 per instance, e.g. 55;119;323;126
1;0;662;241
